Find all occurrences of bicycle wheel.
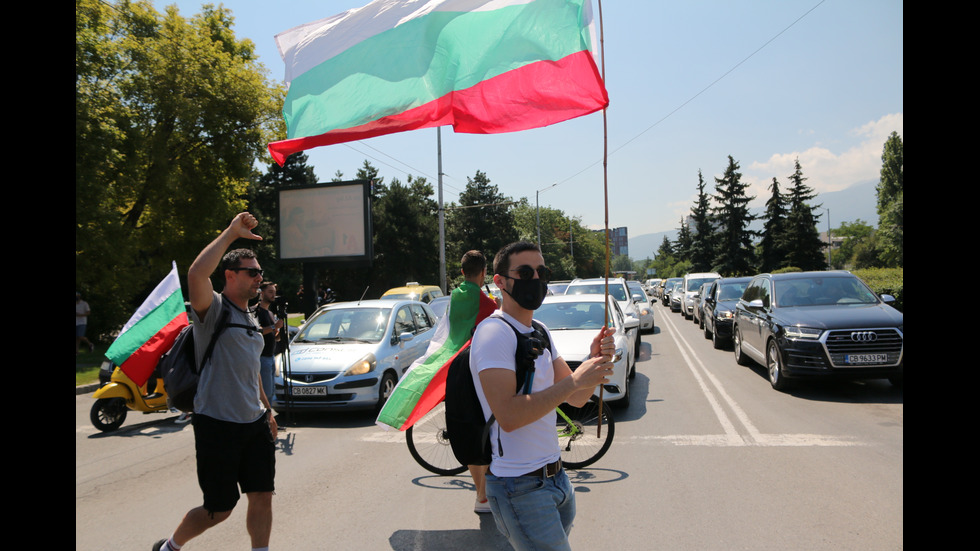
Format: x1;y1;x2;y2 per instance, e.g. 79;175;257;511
557;396;614;469
405;402;467;476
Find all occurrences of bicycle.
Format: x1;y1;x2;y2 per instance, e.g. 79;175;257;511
406;396;614;475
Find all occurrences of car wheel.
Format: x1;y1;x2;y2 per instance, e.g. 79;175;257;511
634;331;641;359
90;398;128;432
614;379;630;409
733;326;752;366
628;347;637;381
711;326;724;349
703;320;711;339
767;340;789;391
377;371;397;410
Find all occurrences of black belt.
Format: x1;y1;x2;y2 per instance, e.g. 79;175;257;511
504;459;563;478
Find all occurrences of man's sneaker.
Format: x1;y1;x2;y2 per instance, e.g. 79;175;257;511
151;539;167;551
175;412;191;424
474;497;491;514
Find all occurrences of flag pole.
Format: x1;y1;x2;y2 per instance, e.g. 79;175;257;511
598;0;608;439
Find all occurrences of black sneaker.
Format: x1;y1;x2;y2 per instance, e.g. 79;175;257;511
151;539;167;551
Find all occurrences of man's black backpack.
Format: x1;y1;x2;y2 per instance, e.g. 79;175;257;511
159;300;257;413
444;318;550;466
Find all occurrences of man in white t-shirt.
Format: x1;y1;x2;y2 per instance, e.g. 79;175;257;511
471;241;614;551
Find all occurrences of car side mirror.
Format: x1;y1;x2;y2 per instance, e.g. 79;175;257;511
880;294;896;304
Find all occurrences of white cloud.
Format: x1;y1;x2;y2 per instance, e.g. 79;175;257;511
744;113;903;202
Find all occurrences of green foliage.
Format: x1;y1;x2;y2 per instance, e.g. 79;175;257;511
76;0;282;339
782;159;826;271
853;267;903;312
759;177;788;272
876;132;903;267
711;156;757;275
510;201;606;280
688;170;715;272
446;170;519;279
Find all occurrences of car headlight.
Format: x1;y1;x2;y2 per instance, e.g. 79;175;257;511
342;354;377;376
716;311;733;320
784;326;822;340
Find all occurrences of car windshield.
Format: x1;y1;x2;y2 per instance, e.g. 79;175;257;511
627;282;644;297
566;283;628;301
536;302;609;331
549;283;569;295
686;278;716;292
774;277;879;307
718;282;749;301
295;307;391;343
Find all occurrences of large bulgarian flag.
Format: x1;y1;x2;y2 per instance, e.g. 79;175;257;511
377;281;497;430
104;262;189;388
269;0;608;165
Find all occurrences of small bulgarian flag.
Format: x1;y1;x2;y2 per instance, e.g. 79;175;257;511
105;262;189;388
269;0;608;165
377;281;497;431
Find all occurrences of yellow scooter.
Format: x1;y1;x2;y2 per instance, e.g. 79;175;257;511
90;360;171;432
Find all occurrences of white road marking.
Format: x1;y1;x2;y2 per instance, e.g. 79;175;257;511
657;310;865;447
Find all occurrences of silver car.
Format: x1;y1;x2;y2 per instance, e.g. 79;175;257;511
274;300;437;411
626;280;655;333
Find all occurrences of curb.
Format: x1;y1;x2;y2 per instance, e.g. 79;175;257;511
76;383;100;395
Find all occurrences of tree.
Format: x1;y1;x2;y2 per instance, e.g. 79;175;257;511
76;0;281;338
758;177;788;272
372;175;440;290
711;156;757;276
446;170;518;279
782;159;826;271
247;152;319;296
876;132;903;267
830;219;876;269
688;170;716;272
674;217;693;261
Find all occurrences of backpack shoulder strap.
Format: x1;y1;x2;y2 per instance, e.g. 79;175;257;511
199;298;259;369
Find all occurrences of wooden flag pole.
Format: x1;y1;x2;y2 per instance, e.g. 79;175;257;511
598;0;608;439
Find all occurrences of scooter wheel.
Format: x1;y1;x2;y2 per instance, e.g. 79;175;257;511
90;398;128;432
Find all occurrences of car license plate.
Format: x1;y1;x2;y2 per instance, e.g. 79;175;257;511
291;387;327;396
845;353;887;365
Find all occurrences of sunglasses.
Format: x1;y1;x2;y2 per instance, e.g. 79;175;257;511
506;265;552;283
229;267;264;278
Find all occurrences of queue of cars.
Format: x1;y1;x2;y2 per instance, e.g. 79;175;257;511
662;269;904;392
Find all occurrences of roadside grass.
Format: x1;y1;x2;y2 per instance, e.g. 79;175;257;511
76;345;106;386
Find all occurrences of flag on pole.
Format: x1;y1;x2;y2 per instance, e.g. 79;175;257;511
269;0;608;165
105;262;189;387
377;282;497;430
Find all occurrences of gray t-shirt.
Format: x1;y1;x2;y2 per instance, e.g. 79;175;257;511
191;292;265;423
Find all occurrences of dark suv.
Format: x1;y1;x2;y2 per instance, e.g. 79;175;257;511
732;271;903;390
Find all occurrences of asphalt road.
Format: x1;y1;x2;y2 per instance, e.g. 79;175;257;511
76;301;903;550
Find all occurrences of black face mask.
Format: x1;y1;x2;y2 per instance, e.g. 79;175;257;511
504;278;548;311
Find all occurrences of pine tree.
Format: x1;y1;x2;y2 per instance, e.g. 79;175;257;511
711;156;757;275
758;177;788;272
876;132;903;267
782;159;826;270
675;216;693;261
689;170;716;272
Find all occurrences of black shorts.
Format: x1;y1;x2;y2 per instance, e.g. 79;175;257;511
192;412;276;514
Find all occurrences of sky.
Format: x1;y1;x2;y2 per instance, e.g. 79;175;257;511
153;0;903;248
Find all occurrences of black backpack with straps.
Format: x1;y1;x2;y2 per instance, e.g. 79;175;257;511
444;318;551;466
159;298;258;413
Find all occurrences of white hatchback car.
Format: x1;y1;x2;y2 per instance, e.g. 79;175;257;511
536;295;638;408
565;277;643;358
682;272;722;319
274;300;437;411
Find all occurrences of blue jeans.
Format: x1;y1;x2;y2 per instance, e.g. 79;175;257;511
485;469;575;551
260;355;276;405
